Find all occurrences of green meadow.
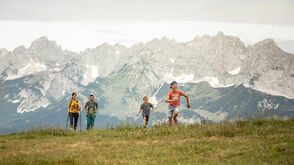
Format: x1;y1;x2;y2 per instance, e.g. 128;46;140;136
0;119;293;165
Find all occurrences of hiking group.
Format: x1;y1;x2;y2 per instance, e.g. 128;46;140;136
67;81;190;130
67;93;98;130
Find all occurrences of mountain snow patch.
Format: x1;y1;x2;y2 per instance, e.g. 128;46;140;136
81;65;99;86
165;73;195;83
177;117;201;125
11;99;20;104
257;98;279;111
52;67;62;72
4;94;9;99
244;84;294;99
228;67;241;75
17;89;49;113
195;109;228;122
149;95;158;107
175;74;195;83
169;58;175;63
6;58;47;80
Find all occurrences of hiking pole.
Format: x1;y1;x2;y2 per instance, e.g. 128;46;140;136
79;110;82;132
66;112;69;129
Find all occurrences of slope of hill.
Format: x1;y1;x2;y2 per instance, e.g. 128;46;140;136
0;119;293;164
1;80;294;134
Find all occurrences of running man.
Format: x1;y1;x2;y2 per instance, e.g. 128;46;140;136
165;81;190;126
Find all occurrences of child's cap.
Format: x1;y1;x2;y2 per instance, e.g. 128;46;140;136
170;81;177;88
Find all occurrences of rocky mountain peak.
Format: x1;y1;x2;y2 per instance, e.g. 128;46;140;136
161;36;170;41
217;31;225;37
113;43;127;50
97;42;111;49
0;48;8;56
29;36;61;52
13;46;26;54
193;35;201;41
253;39;279;50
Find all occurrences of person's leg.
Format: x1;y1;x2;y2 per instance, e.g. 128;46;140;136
168;117;172;126
87;114;91;130
173;112;178;125
143;117;146;128
90;115;95;129
173;107;180;125
145;115;149;128
73;113;79;130
142;114;147;128
92;117;95;128
69;113;74;130
168;106;175;126
73;113;76;130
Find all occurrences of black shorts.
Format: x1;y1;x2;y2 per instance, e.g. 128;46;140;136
142;114;149;122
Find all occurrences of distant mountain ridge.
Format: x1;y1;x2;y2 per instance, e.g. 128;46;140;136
0;32;293;133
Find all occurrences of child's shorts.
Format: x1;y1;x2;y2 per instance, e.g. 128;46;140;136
168;105;180;117
142;113;150;122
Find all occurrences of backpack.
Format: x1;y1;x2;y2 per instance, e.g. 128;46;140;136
86;101;96;114
69;99;80;111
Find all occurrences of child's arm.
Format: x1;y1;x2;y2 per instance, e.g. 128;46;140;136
152;106;155;113
165;95;173;103
136;108;142;117
182;93;191;108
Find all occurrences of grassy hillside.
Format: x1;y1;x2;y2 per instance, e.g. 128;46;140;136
0;119;293;165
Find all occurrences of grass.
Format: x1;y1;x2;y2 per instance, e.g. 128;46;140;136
0;119;293;165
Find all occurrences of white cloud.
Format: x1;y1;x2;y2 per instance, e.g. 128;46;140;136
1;0;293;24
0;21;293;53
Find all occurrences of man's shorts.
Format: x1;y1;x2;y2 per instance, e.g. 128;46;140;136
142;113;150;122
168;105;180;117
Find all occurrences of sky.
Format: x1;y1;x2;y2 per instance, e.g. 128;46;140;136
0;0;294;53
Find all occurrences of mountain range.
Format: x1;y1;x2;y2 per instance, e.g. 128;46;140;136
0;32;293;133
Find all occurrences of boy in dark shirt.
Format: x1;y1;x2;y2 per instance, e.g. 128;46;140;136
136;96;155;128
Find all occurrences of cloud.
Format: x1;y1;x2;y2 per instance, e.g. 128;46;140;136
275;40;294;54
0;20;294;53
0;0;293;25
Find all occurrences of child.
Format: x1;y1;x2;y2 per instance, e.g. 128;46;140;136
84;94;98;130
136;96;155;128
165;81;190;126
